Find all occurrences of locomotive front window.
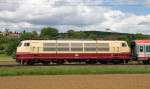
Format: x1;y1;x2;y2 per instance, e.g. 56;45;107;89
18;43;22;47
140;46;144;52
122;43;127;47
24;43;30;47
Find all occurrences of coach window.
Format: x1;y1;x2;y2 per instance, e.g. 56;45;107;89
146;46;150;52
140;46;144;52
24;43;30;47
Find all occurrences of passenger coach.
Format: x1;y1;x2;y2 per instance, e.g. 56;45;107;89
131;40;150;64
16;40;131;65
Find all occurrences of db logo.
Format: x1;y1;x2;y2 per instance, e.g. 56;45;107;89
75;54;79;57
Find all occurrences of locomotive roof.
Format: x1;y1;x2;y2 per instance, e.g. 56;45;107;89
21;40;127;43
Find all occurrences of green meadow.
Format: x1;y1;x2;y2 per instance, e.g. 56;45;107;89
0;66;150;76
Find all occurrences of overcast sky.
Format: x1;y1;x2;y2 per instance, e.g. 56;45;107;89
0;0;150;34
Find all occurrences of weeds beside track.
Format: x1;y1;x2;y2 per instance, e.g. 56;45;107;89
0;65;150;76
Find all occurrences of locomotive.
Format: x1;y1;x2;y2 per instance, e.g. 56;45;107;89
16;40;150;65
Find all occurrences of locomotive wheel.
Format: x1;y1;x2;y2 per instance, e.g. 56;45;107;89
56;60;65;65
85;60;97;64
27;61;35;65
99;60;108;64
112;60;122;64
42;61;50;65
124;60;129;64
21;61;25;65
143;60;147;64
142;60;150;64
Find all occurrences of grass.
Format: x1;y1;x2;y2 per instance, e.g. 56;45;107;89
0;54;13;61
0;66;150;76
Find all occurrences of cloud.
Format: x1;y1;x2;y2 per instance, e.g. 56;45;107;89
0;0;20;11
0;0;108;28
113;0;138;4
0;0;149;34
144;0;150;7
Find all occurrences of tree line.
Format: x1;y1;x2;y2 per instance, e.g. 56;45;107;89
0;27;150;57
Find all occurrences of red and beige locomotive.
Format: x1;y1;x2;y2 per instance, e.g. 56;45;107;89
16;40;150;65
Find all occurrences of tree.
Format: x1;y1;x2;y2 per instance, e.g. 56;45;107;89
23;30;26;34
32;31;39;39
5;28;9;33
66;30;87;39
40;27;59;39
67;30;75;38
20;32;35;40
135;33;146;40
88;34;97;40
5;38;20;56
74;31;86;39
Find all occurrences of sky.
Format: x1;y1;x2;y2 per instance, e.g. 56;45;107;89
0;0;150;34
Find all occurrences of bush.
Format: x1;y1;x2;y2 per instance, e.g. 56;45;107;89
5;39;20;56
0;50;5;54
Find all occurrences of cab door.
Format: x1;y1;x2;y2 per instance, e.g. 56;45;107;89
138;45;145;57
112;42;120;53
33;47;39;53
32;42;40;53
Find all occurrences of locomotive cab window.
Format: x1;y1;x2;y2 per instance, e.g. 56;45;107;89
24;43;30;47
122;43;127;47
18;43;22;47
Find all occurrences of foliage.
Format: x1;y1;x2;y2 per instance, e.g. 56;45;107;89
0;54;12;61
20;31;38;40
40;27;59;39
5;38;20;56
